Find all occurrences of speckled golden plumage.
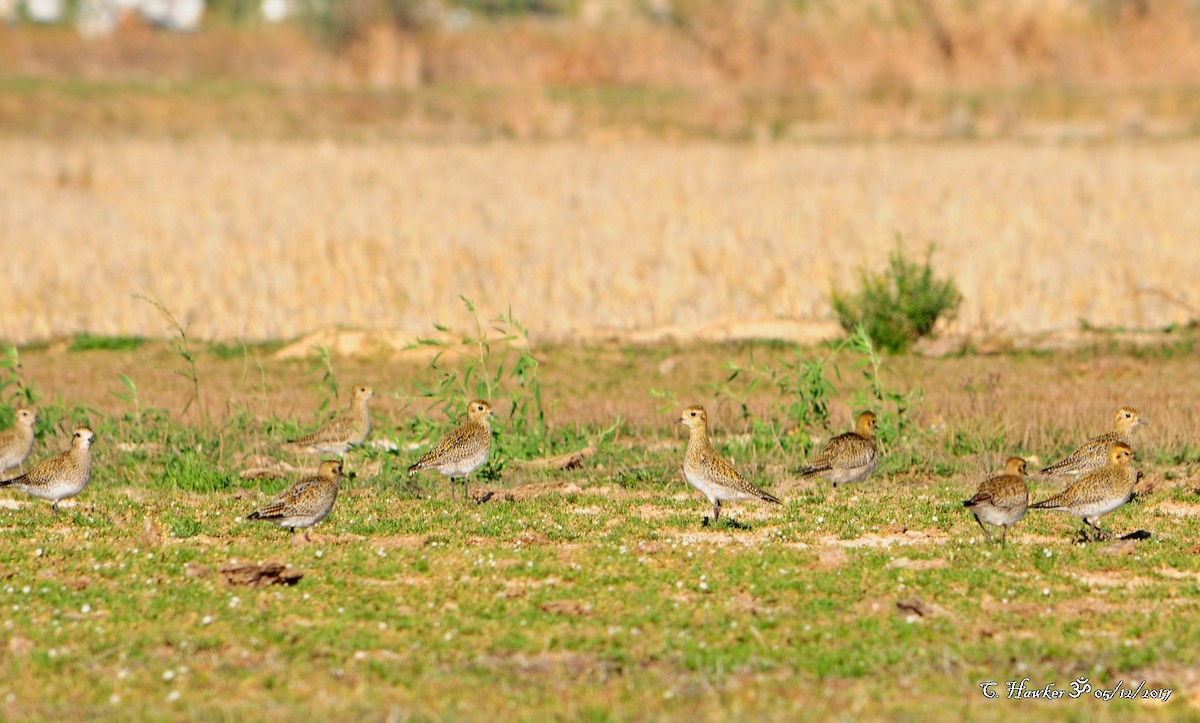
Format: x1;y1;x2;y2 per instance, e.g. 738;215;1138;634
800;411;880;488
1041;407;1146;478
1031;442;1138;541
0;426;94;515
0;408;37;480
963;456;1029;546
288;385;375;455
247;459;343;542
679;405;781;524
408;400;494;499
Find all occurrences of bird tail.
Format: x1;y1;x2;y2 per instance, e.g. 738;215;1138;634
799;464;829;478
963;492;992;508
0;475;21;489
1039;459;1071;475
407;463;421;477
1029;494;1064;510
760;490;782;504
246;511;263;520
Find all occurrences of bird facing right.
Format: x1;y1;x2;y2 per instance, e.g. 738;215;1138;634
679;405;781;524
1041;406;1146;478
0;408;37;480
799;411;880;488
1030;442;1139;541
287;384;375;456
0;426;94;515
247;459;344;543
963;456;1029;546
407;400;494;499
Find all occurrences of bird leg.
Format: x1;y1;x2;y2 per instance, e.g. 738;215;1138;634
1085;518;1111;541
51;501;59;516
999;526;1008;548
972;515;995;545
713;500;721;524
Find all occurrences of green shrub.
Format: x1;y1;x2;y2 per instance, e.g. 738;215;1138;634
830;239;962;353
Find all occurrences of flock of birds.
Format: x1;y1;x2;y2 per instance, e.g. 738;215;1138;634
0;383;1149;546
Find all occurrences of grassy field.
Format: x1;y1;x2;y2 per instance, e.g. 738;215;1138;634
0;333;1198;719
3;138;1200;346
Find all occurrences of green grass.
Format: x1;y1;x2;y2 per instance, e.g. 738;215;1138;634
0;341;1196;719
0;446;1195;719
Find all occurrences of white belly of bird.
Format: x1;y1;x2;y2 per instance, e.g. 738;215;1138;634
826;461;877;486
438;450;489;478
18;476;91;503
277;507;332;530
684;468;754;503
1071;493;1131;520
974;505;1026;528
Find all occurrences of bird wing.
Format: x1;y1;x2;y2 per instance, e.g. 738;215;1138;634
1041;434;1115;475
251;478;321;519
410;422;485;470
704;452;780;503
289;414;355;446
804;433;875;474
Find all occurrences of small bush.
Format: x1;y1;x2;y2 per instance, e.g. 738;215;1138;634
830;239;962;353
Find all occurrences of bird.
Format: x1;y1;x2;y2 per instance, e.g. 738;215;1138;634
246;459;344;543
0;426;94;515
963;456;1029;547
1030;442;1139;541
0;408;37;481
287;385;375;456
408;400;494;499
799;411;880;488
678;405;781;524
1041;406;1147;478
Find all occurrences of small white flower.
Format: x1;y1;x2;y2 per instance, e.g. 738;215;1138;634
163;670;176;681
166;690;181;703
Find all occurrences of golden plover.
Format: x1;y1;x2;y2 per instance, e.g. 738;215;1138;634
963;456;1029;547
679;405;781;524
799;411;880;488
1030;442;1139;541
408;400;494;499
1041;406;1146;478
0;408;37;480
288;385;375;456
0;426;94;515
247;459;343;542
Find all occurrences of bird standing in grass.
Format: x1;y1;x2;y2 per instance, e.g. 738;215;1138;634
1041;406;1146;478
0;408;37;481
408;400;494;499
963;456;1029;547
679;405;781;525
799;411;880;488
1030;442;1139;541
0;426;93;515
247;459;344;543
288;385;375;456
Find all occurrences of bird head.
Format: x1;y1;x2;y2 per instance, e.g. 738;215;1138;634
855;411;878;438
678;405;708;430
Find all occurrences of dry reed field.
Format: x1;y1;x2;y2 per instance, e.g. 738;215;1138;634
2;138;1198;345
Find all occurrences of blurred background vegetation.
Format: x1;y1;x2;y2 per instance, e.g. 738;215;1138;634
3;0;1199;140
